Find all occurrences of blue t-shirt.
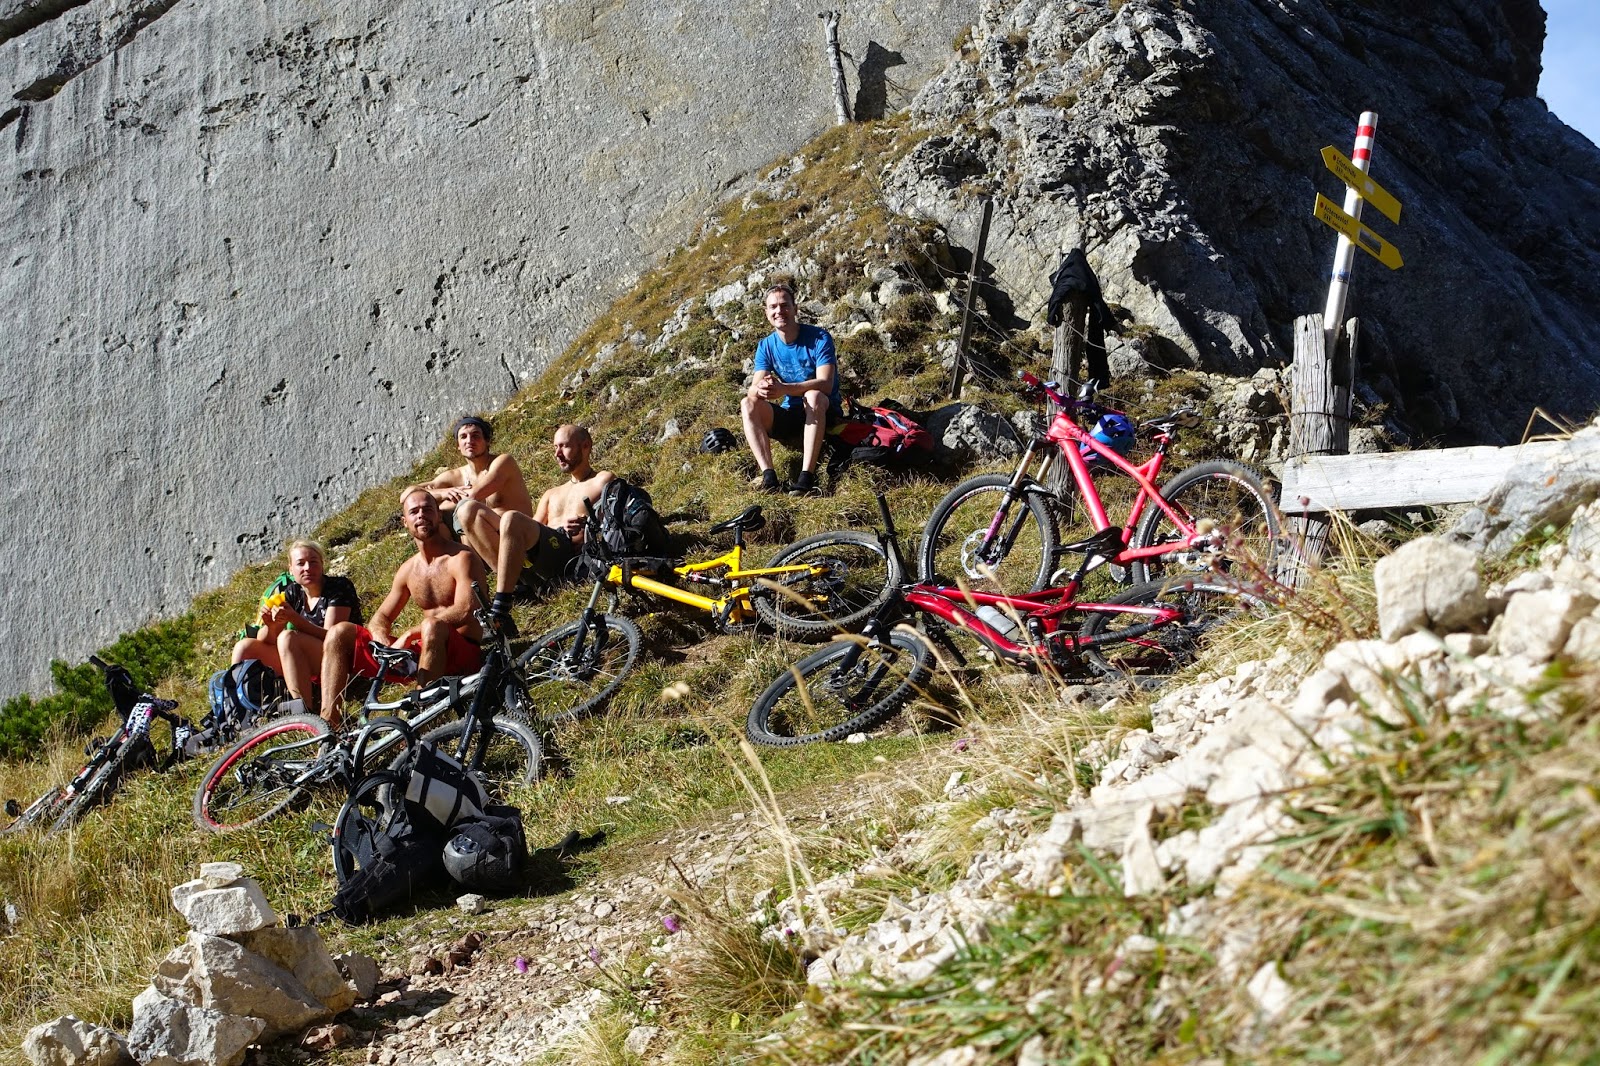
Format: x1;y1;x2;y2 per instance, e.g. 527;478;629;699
754;324;843;413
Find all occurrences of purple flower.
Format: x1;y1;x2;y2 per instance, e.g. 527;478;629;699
588;947;602;965
514;957;529;974
661;914;681;934
953;737;972;752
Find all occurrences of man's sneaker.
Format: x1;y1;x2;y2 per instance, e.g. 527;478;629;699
752;470;783;495
788;472;822;497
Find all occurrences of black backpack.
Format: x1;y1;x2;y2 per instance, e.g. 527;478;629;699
594;478;671;558
326;740;493;924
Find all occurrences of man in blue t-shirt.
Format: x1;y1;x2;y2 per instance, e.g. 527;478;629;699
740;283;843;496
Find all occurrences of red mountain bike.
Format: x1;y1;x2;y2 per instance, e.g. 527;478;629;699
745;495;1258;747
920;373;1282;593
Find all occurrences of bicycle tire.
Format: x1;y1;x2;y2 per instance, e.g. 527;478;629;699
746;628;933;747
1079;578;1258;679
919;473;1057;593
1129;460;1281;585
0;786;66;836
330;770;408;884
414;715;544;799
752;530;902;641
191;714;333;833
48;758;121;834
514;613;641;724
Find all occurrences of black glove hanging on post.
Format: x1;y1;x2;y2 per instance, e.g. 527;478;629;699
1046;248;1116;387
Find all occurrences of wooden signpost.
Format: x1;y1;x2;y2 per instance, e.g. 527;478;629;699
1288;112;1405;582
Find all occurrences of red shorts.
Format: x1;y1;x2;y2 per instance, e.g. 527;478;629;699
349;625;483;681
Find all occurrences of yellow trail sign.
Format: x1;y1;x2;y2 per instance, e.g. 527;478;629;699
1320;146;1403;223
1314;193;1403;270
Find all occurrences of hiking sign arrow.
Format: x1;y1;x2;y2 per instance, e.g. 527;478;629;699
1313;193;1403;271
1320;145;1402;224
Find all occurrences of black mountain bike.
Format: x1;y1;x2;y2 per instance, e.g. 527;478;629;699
192;587;543;832
1;656;194;836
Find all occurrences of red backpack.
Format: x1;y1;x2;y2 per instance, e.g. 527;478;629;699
831;404;934;467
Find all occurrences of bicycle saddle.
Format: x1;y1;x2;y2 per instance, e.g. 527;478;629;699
1058;527;1127;558
370;643;418;668
709;505;765;536
1142;407;1202;435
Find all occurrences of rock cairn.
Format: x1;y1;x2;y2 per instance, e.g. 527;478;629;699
23;863;375;1066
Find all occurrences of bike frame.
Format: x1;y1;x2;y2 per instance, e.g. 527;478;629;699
600;532;828;627
1008;373;1206;568
867;494;1183;671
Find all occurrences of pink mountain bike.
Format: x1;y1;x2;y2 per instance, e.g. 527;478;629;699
919;373;1282;593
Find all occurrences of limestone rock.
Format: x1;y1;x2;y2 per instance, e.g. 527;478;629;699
127;986;264;1066
925;403;1022;462
152;932;332;1040
1374;537;1489;639
169;880;277;937
22;1016;131;1066
334;952;381;1003
1451;429;1600;557
1497;588;1597;663
237;926;358;1015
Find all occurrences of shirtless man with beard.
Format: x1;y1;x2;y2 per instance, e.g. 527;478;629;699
482;424;614;629
318;486;486;730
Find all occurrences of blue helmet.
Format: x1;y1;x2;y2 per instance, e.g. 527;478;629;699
1081;412;1136;464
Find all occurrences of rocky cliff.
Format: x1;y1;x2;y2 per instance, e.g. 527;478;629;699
884;0;1600;443
0;0;969;696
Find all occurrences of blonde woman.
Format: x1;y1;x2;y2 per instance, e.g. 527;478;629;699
230;540;363;706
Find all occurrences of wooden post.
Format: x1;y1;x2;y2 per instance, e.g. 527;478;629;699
1048;293;1087;495
820;12;852;125
1285;312;1354;584
948;197;993;399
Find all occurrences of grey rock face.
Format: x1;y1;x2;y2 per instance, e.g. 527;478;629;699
883;0;1600;446
0;0;972;696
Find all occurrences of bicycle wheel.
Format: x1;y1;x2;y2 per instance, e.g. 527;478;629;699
1130;461;1281;585
752;530;902;641
0;786;66;836
746;628;933;747
330;770;408;884
1079;578;1256;679
515;613;641;724
47;759;122;835
919;473;1057;593
414;715;543;801
191;714;333;833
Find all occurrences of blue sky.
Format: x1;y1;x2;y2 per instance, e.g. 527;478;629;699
1541;0;1599;144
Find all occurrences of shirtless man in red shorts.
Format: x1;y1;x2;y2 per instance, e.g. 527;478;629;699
317;485;487;730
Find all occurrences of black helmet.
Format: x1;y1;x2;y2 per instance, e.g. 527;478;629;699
700;428;738;454
441;817;525;894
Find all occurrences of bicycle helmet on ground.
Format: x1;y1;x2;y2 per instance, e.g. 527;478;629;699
441;816;525;894
700;428;738;454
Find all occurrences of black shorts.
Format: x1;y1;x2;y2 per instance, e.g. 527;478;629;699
521;526;579;590
767;402;833;438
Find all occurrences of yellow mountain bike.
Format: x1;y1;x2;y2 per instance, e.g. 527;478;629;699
515;504;900;723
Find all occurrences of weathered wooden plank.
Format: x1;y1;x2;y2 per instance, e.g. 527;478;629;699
1280;441;1569;514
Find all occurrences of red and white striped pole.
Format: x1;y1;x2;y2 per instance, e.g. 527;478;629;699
1322;111;1378;343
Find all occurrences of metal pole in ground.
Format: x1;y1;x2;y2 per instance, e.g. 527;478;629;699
1321;112;1378;350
